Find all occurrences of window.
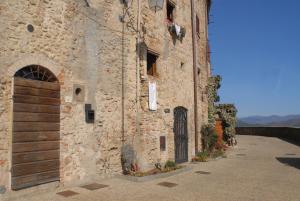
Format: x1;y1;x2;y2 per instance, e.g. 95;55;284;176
167;1;175;22
196;15;200;35
147;51;158;76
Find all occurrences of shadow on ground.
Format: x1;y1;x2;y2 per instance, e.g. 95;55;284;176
279;137;300;147
276;157;300;170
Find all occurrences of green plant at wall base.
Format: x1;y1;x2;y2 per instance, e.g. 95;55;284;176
195;151;209;162
165;160;176;169
196;151;209;158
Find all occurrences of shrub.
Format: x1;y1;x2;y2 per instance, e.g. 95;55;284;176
196;151;209;162
164;160;176;170
201;125;218;152
211;149;225;159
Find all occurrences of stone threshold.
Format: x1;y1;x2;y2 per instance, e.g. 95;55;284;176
116;165;193;182
0;174;113;200
0;181;60;201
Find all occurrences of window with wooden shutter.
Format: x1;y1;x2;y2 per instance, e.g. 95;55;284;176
147;51;159;76
167;1;175;22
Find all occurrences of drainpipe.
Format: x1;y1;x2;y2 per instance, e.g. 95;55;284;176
135;0;142;158
136;0;141;122
121;5;125;144
191;0;199;153
205;0;210;78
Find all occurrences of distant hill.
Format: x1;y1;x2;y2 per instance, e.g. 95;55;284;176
267;118;300;128
237;115;300;128
237;120;261;127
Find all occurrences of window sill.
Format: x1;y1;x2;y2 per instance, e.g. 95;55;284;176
147;74;159;79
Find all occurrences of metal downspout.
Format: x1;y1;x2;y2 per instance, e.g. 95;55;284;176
121;5;125;144
135;0;142;164
136;0;141;136
191;0;199;153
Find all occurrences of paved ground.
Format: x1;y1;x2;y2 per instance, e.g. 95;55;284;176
2;135;300;201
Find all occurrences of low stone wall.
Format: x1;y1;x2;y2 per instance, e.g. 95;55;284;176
236;127;300;143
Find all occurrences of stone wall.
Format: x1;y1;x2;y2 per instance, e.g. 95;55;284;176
138;0;194;169
196;0;210;151
0;0;129;190
0;0;210;191
133;0;211;169
236;127;300;143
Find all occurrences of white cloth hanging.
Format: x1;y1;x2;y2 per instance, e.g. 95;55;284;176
149;82;157;111
175;24;181;37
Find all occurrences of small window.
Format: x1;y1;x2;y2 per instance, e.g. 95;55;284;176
167;1;175;22
196;15;200;35
147;51;158;76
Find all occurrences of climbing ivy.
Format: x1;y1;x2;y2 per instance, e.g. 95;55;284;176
207;75;221;126
216;104;237;146
205;75;238;146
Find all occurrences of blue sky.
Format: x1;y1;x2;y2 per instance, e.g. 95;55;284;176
209;0;300;117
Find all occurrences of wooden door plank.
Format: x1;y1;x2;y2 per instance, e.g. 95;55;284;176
13;94;60;106
13;131;60;143
14;112;60;122
12;160;59;177
11;170;59;190
12;150;59;164
12;78;61;190
12;141;59;153
14;77;60;91
14;103;60;114
13;122;60;132
14;86;60;98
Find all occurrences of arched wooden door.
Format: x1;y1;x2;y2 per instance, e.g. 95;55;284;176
174;107;188;164
12;65;60;190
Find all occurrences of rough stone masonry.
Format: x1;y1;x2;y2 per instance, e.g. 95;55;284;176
0;0;211;192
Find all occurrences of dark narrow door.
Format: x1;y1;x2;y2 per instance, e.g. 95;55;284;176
12;76;60;190
174;107;188;163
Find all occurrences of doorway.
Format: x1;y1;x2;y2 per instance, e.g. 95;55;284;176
174;107;188;163
11;65;60;190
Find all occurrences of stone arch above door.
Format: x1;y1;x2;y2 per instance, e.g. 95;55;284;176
14;65;58;82
7;54;63;81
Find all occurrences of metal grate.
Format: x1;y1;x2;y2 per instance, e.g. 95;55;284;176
157;182;178;188
195;171;211;175
56;190;79;197
14;65;57;82
81;183;109;191
174;107;188;164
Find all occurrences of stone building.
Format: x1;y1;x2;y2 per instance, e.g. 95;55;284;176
0;0;211;192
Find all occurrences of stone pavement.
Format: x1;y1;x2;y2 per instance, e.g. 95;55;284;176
2;135;300;201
